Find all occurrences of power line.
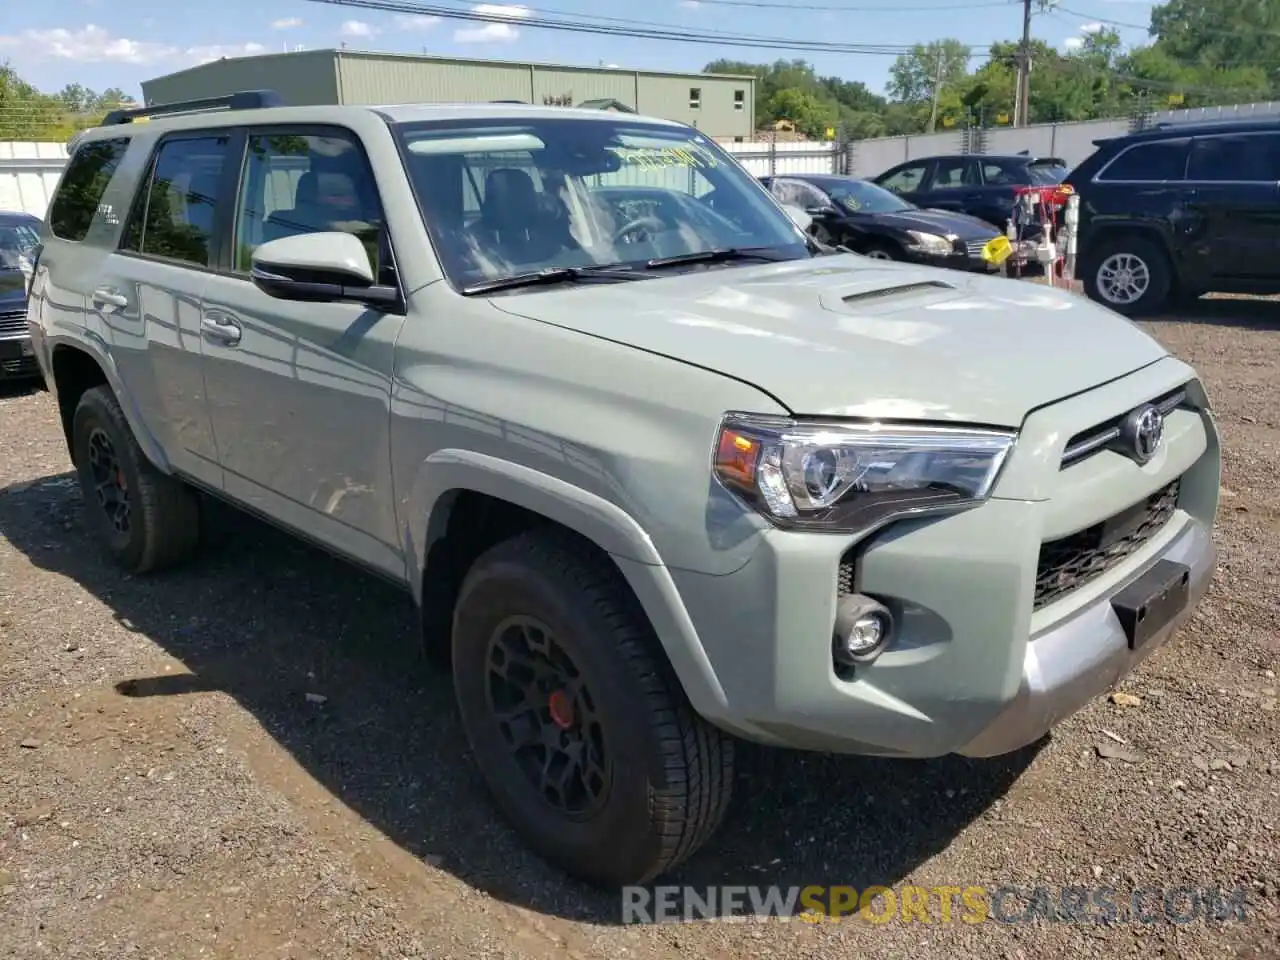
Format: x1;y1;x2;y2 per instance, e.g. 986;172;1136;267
626;0;1012;10
301;0;990;55
1057;5;1280;40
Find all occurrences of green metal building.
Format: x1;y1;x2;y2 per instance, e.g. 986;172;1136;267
141;49;756;139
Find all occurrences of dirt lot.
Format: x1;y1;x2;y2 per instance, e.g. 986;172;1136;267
1;297;1278;959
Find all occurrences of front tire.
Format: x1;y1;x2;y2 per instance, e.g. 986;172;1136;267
451;530;734;887
1083;235;1172;316
71;385;200;573
861;242;901;262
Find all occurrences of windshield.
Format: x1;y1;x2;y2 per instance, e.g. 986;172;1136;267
394;117;809;290
825;179;915;215
1027;162;1068;185
0;218;39;273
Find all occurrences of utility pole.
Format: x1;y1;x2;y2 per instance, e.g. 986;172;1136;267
927;48;945;133
1014;0;1033;127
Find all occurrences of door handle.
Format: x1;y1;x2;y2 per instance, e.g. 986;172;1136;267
92;287;128;310
200;313;242;346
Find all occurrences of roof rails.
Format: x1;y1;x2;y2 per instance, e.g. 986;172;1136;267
489;99;527;104
102;89;285;126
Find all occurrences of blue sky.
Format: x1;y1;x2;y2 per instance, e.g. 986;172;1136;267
1;0;1158;100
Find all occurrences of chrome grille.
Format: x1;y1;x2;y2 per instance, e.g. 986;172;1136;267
0;310;26;337
1034;480;1180;609
1061;388;1187;468
964;239;987;258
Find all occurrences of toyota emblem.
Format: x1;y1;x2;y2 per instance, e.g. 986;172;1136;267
1121;404;1165;464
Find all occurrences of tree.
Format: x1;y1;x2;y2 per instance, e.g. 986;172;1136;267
887;40;970;105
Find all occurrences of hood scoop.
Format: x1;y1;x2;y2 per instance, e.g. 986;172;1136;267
841;280;954;304
819;276;963;316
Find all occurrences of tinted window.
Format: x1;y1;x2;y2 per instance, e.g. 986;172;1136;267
234;130;385;274
931;159;979;189
1098;140;1188;182
1187;133;1280;182
768;178;830;210
48;138;130;242
982;161;1021;186
878;163;928;194
1027;161;1067;185
121;135;231;267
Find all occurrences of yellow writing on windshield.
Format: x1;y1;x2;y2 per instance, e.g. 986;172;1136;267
607;145;720;169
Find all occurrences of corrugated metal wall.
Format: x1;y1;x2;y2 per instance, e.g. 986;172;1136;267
0;142;68;218
141;50;754;138
531;68;637;107
336;53;530;104
141;50;340;106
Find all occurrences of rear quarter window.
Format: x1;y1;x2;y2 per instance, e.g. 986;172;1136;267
1097;139;1189;183
48;137;131;242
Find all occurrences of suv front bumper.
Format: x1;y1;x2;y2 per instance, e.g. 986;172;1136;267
631;361;1220;759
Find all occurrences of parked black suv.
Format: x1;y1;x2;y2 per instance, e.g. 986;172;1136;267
0;210;41;382
1067;118;1280;315
871;152;1067;228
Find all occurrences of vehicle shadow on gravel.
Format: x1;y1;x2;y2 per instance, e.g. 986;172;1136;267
0;472;1038;924
1158;296;1280;330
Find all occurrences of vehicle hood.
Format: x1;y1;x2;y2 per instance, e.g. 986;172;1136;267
488;255;1169;427
863;207;1000;239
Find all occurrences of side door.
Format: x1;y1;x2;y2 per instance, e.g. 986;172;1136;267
198;125;408;578
92;131;232;490
1182;131;1280;281
921;157;982;215
874;160;932;207
27;137;132;388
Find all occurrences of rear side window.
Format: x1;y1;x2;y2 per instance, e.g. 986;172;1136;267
1098;139;1188;182
121;135;232;268
48;138;131;242
1187;133;1280;182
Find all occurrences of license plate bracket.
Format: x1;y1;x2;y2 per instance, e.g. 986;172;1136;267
1111;559;1191;650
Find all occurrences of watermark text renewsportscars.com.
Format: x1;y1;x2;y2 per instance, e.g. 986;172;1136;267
621;884;1251;925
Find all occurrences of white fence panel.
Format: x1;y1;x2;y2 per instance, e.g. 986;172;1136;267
1156;100;1280;124
0;142;69;218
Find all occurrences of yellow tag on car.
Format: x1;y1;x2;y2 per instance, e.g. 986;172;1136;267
981;235;1012;265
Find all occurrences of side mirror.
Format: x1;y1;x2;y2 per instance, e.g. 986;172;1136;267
250;232;399;308
805;204;837;217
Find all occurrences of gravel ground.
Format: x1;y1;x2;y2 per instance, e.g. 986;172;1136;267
1;296;1277;959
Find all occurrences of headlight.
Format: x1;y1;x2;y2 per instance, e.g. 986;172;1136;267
713;414;1016;532
904;230;955;256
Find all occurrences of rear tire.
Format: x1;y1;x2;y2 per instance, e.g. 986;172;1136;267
71;385;200;573
451;530;734;887
1083;235;1172;316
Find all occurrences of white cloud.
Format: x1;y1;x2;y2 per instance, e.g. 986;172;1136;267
0;25;266;66
455;4;530;43
472;3;532;16
340;19;378;37
394;14;441;31
1080;21;1104;33
271;17;303;29
1063;36;1085;50
0;24;173;63
455;23;519;43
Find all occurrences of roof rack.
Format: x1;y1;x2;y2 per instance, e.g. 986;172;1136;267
102;90;285;126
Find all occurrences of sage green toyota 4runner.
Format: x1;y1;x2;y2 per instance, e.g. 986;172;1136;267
28;93;1220;888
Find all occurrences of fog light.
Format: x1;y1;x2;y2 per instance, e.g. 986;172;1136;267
833;593;894;665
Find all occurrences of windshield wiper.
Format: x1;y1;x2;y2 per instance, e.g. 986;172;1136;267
644;246;801;270
460;264;645;296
